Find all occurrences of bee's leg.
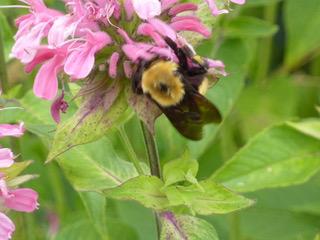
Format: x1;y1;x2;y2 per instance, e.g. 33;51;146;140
132;60;148;94
164;37;189;70
187;66;207;76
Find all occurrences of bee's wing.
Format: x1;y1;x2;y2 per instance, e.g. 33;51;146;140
160;92;222;141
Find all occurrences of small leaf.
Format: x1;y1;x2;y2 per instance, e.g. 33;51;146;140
161;213;219;240
104;176;253;215
163;152;199;187
103;176;169;210
0;161;33;180
212;122;320;192
166;180;254;215
47;84;132;162
224;16;278;38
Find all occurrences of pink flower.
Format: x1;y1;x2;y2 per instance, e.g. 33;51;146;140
11;0;62;63
0;123;25;138
132;0;161;20
231;0;246;4
3;189;39;213
26;46;68;100
0;212;15;240
50;91;69;123
47;211;59;237
0;179;39;213
204;0;246;16
64;30;112;79
0;149;14;169
9;0;246;111
108;52;120;79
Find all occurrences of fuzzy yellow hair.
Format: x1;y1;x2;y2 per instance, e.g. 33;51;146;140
141;61;185;107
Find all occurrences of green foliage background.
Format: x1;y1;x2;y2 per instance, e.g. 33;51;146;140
0;0;320;239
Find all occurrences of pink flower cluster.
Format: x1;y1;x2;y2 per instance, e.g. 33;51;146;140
11;0;245;121
0;123;39;240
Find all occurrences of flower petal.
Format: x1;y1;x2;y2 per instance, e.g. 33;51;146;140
48;15;77;46
5;188;39;213
50;91;69;124
122;44;155;62
148;18;177;40
0;123;25;138
0;213;15;240
231;0;245;4
132;0;161;20
33;55;62;100
168;3;198;16
124;0;135;20
0;149;14;168
109;52;120;79
64;48;95;79
170;19;211;38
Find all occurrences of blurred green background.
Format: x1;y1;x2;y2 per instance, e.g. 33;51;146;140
1;0;320;239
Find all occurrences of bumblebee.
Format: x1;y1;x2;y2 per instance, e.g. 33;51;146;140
132;37;222;140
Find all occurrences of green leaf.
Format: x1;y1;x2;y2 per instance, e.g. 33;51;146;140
163;152;199;187
105;218;140;240
165;180;254;215
0;160;33;180
287;119;320;140
245;0;282;7
212;122;320;192
236;208;320;240
161;213;219;240
113;200;157;239
104;176;169;210
315;233;320;240
224;16;278;38
55;220;101;240
79;192;108;240
284;0;320;69
0;91;54;125
0;12;13;61
47;86;131;162
104;176;253;215
57;137;138;191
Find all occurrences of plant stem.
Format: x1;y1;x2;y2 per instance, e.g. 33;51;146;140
254;3;278;82
118;126;144;175
139;121;162;239
140;121;161;178
230;213;241;240
0;27;8;93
